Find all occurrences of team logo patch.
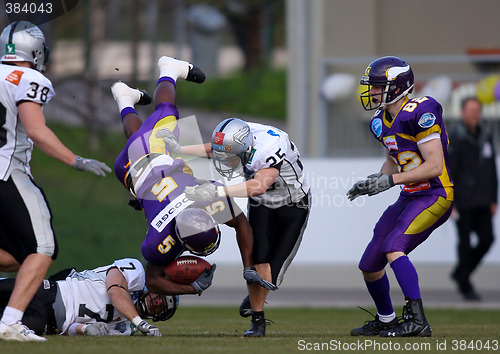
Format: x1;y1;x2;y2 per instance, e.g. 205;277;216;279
383;135;398;151
371;118;382;138
213;131;225;145
5;70;24;86
5;43;15;54
418;113;436;128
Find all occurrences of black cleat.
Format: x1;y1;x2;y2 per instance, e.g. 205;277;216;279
244;315;271;338
350;314;399;336
137;90;152;105
380;298;432;337
239;295;251;318
186;64;205;84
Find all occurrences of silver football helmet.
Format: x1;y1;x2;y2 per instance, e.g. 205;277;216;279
211;118;253;180
0;21;49;72
136;292;179;322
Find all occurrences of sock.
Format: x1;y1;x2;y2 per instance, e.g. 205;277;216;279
365;273;394;318
120;107;137;121
378;312;396;323
158;56;189;81
391;255;421;300
158;76;176;87
1;306;23;325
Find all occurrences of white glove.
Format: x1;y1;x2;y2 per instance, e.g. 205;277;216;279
184;182;218;201
82;322;111;336
155;128;182;154
137;320;161;337
73;156;112;177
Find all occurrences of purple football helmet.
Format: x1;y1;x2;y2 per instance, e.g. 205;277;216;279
359;56;414;111
175;208;221;256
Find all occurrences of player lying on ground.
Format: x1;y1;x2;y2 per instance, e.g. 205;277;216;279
0;258;177;336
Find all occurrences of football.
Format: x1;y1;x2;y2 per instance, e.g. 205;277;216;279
164;256;211;284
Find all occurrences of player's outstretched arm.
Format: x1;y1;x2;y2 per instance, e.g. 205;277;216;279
18;102;111;176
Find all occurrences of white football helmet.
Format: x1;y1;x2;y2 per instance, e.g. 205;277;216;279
211;118;253;180
0;21;49;72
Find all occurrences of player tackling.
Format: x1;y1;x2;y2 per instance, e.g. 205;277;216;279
347;56;453;337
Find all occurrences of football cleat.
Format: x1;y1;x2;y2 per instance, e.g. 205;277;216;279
0;321;46;342
158;56;205;84
239;294;251;318
111;82;151;106
350;315;399;336
244;315;273;338
379;298;432;337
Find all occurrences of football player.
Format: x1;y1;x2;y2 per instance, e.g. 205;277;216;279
0;21;111;342
0;258;176;336
346;56;454;337
111;56;275;300
161;117;311;337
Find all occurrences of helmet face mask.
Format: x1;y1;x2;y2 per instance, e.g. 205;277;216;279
211;118;253;180
359;56;414;111
136;292;179;322
175;208;221;257
0;21;49;72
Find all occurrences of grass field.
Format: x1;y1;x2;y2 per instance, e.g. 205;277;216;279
1;307;499;353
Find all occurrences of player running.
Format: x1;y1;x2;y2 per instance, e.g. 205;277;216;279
347;56;454;337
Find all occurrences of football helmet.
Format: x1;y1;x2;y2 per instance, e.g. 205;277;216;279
136;292;179;322
0;21;49;72
211;118;253;180
359;56;414;111
175;208;221;256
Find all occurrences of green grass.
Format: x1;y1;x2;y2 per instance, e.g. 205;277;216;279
176;67;286;120
1;307;499;353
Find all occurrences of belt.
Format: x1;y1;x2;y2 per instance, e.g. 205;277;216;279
125;153;163;196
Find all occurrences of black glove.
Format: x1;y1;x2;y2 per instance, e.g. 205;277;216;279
243;266;278;291
191;264;217;295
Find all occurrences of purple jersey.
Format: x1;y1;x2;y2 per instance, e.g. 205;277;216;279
369;96;453;200
114;103;240;265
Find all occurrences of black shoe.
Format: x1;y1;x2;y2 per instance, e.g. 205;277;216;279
244;316;271;338
239;295;251;318
186;64;205;84
380;298;432;337
462;290;481;301
350;313;399;336
137;90;152;105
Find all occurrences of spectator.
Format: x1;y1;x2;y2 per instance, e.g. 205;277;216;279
448;96;497;300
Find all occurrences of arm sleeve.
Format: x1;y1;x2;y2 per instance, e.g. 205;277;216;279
15;70;55;105
112;258;146;292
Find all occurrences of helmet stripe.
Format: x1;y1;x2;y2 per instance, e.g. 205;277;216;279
218;118;234;132
8;21;20;44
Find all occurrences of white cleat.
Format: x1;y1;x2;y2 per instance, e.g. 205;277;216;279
111;82;151;105
158;56;205;83
0;321;47;342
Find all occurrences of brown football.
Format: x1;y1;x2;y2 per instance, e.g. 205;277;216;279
164;256;212;284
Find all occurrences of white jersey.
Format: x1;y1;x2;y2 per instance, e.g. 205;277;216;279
0;64;55;180
244;122;309;208
56;258;146;334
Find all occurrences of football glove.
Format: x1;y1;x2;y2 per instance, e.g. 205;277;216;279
155;128;183;154
346;179;371;201
243;266;278;291
191;264;217;295
184;182;218;201
137;320;161;337
365;173;395;196
82;322;111;336
73;156;112;177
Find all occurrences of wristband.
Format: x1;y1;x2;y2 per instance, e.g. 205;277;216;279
217;186;227;198
132;316;142;327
